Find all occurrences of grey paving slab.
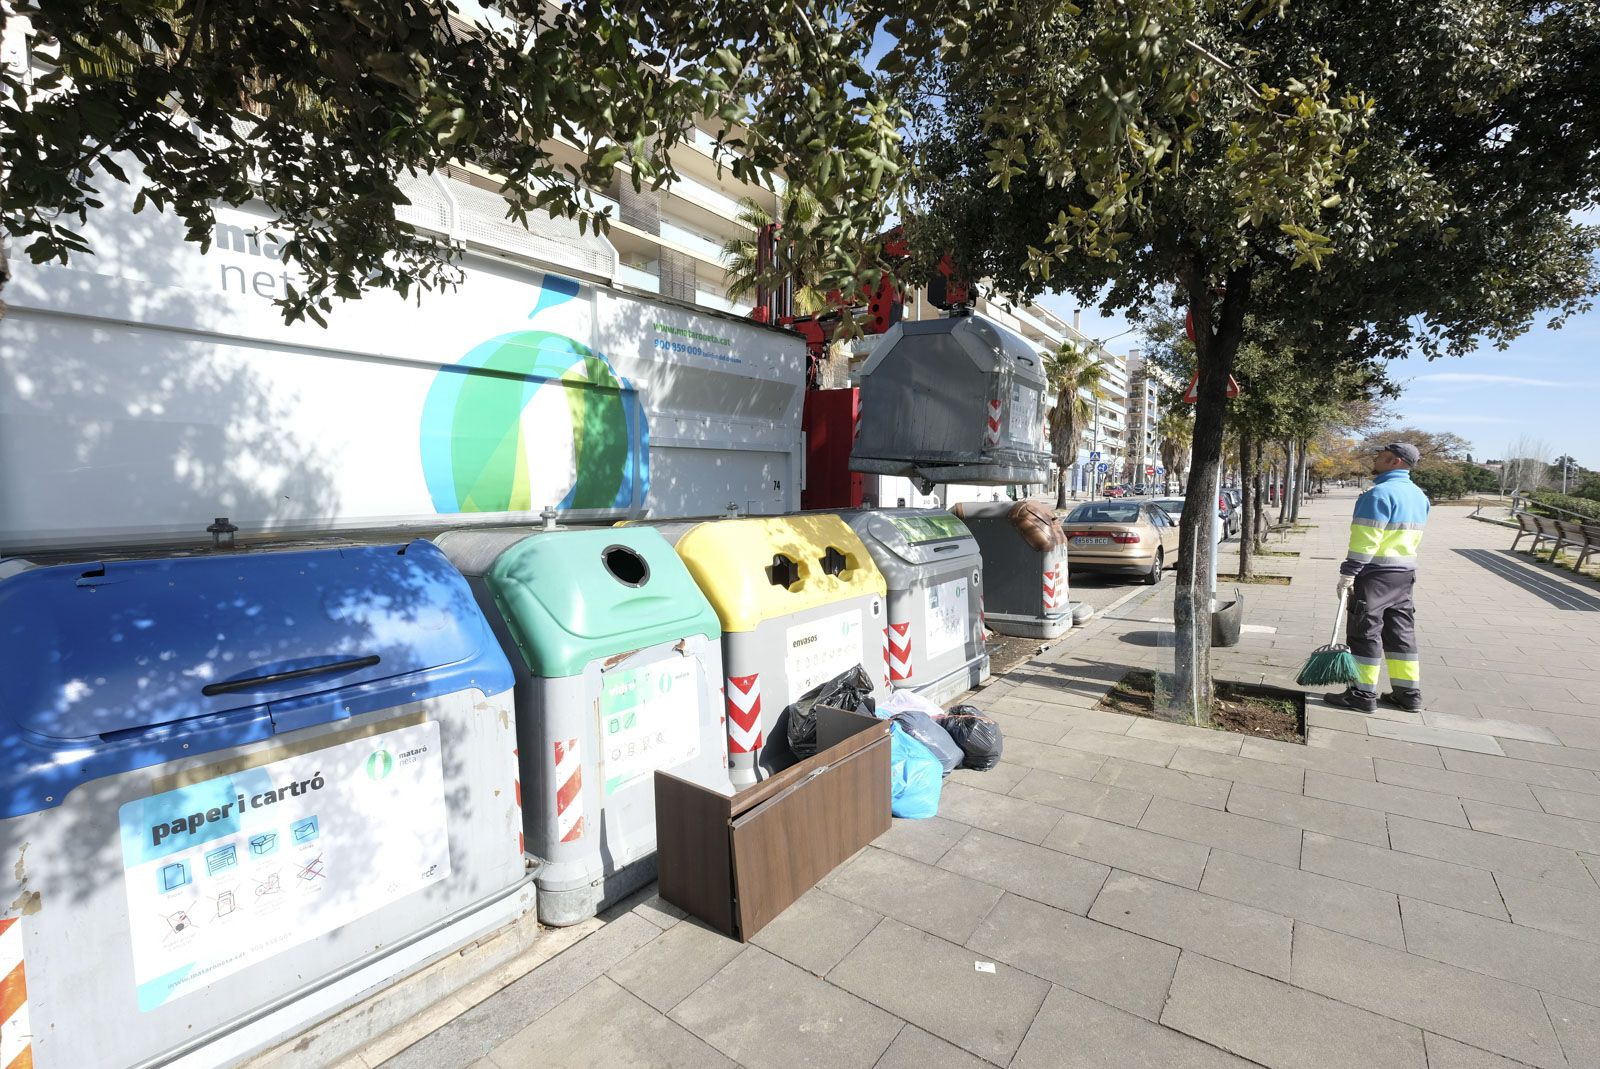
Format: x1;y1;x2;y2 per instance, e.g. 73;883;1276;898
1374;759;1542;810
1303;769;1470;826
1012;984;1255;1069
1000;736;1110;779
1368;719;1509;755
629;892;689;931
1441;751;1600;794
1029;705;1141;735
1541;995;1600;1069
871;815;970;865
1123;716;1246;755
1421;712;1564;745
1308;725;1446;768
821;847;1003;944
1301;831;1509;919
985;710;1072;744
1225;781;1390;846
946;760;1031;795
936;827;1110;915
1238;736;1378;780
1054;726;1179;767
1463;798;1600;855
1423;1033;1539;1069
1199;848;1405;948
1160;950;1427;1069
1169;747;1306;794
1093;755;1233;810
1307;705;1373;734
1289;923;1567;1068
1388;813;1597;888
967;892;1180;1022
1139;796;1303;867
1498;739;1600;773
869;1024;991;1069
828;919;1049;1065
487;977;734;1069
606;918;744;1012
935;779;1065;845
1532;785;1600;822
1088;870;1293;978
749;888;883;976
1008;766;1153;825
381;912;660;1069
1040;808;1211;888
669;947;900;1069
1400;896;1600;1009
1492;873;1600;946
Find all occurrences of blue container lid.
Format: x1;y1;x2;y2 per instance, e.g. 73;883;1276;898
0;540;513;817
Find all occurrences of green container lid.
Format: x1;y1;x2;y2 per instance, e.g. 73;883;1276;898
485;528;721;678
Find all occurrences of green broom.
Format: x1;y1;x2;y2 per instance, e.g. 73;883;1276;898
1297;588;1361;687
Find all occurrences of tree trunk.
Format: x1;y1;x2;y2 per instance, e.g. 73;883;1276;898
1171;263;1251;727
1277;441;1292;524
1293;439;1310;520
1254;439;1269;546
1239;431;1256;579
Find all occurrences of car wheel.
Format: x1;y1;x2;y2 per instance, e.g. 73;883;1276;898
1143;548;1164;585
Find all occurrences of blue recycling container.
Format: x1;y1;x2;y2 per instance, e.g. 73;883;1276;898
0;541;529;1069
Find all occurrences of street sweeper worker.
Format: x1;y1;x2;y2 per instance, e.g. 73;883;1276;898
1325;442;1431;714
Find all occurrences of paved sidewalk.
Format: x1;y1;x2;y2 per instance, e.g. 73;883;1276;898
367;491;1600;1069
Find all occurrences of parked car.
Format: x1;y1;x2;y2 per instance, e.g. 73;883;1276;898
1103;484;1127;498
1063;499;1180;584
1151;496;1224;544
1221;488;1242;538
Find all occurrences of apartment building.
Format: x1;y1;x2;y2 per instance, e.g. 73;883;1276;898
1124;350;1179;487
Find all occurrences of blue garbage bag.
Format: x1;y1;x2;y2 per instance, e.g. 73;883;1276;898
888;721;944;819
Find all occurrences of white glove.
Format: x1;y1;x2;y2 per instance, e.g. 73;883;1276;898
1335;575;1355;601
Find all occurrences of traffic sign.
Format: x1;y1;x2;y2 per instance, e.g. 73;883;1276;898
1182;371;1241;404
1145;466;1155;476
1096;463;1109;473
1088;450;1102;462
1156;466;1165;474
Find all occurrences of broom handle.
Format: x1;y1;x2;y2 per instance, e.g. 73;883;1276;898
1330;588;1348;645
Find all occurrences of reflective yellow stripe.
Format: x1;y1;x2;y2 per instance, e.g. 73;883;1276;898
1376;529;1424;557
1348;523;1384;556
1387;658;1421;683
1356;661;1382;685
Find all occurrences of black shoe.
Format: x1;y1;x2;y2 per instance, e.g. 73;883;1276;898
1380;690;1423;713
1325;689;1378;714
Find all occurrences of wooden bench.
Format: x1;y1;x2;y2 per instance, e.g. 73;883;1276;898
1556;518;1600;572
1510;511;1552;554
1513;512;1600;571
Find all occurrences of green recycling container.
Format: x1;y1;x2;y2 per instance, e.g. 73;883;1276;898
436;526;730;926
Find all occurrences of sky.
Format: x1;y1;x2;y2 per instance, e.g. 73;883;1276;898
1036;211;1600;468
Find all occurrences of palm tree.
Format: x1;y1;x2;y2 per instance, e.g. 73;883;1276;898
1046;342;1108;507
1157;410;1193;494
720;187;830;316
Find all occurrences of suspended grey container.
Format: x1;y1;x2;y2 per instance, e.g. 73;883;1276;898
850;313;1053;492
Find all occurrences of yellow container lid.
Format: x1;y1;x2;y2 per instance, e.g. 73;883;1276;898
669;514;887;633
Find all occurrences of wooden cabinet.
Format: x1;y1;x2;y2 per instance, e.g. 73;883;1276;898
654;706;891;941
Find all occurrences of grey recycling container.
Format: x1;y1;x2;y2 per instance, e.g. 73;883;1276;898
0;541;527;1069
434;526;730;926
840;509;990;705
850;312;1052;491
953;501;1073;639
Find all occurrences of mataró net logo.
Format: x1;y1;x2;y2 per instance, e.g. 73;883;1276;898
366;749;395;781
418;274;649;515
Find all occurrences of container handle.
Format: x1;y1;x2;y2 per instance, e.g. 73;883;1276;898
201;655;380;696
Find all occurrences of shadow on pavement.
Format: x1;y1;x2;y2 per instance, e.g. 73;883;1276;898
1453;548;1600;612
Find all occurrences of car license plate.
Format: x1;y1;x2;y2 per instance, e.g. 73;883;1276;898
1073;536;1111;545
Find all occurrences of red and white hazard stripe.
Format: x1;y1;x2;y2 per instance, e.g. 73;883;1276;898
984;399;1002;447
726;674;764;754
888;622;912;682
880;627;891;688
553;739;584;844
1042;566;1060;612
513;746;524;855
0;916;30;1069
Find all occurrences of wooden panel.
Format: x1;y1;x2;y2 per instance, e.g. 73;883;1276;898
731;707;888;816
653;771;737;937
729;734;891;939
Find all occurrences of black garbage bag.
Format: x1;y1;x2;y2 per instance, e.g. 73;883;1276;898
785;665;876;759
890;708;964;775
942;705;1004;771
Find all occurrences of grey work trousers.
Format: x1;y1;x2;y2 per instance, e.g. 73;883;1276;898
1346;568;1419;695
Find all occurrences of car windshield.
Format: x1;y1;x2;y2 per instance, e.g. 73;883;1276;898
1153;499;1185;514
1068;503;1142;523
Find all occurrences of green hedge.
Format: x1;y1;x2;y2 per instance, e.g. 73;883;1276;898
1529;490;1600;522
